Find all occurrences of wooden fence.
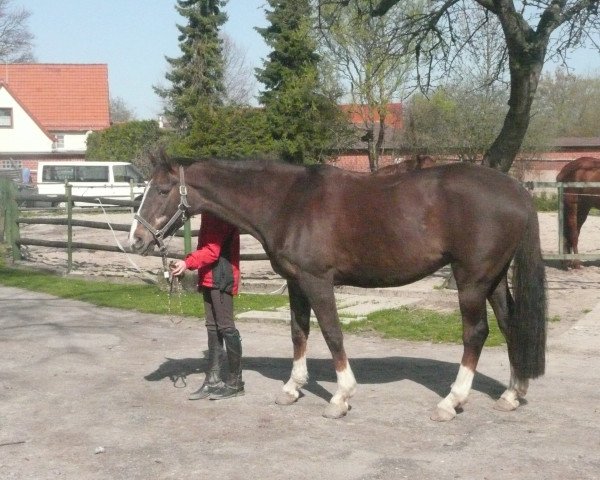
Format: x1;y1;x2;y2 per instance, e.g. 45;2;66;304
2;178;600;271
0;178;267;273
526;181;600;262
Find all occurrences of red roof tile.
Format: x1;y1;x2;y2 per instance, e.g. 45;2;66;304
0;64;110;131
341;103;403;129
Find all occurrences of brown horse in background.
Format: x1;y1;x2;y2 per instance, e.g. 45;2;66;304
556;157;600;267
376;155;436;175
130;154;546;422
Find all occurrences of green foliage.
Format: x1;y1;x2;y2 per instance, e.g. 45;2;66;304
170;105;277;158
256;0;351;164
86;120;162;161
533;192;558;212
0;264;516;345
155;0;228;128
344;307;506;346
532;70;600;138
403;87;508;161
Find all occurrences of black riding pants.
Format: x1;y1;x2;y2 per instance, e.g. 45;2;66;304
202;288;236;334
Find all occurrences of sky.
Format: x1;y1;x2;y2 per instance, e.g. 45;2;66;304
25;0;270;120
22;1;600;121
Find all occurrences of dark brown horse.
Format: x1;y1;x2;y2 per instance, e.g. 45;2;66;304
556;157;600;267
129;154;547;421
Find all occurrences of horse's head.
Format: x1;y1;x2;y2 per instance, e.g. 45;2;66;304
129;152;190;255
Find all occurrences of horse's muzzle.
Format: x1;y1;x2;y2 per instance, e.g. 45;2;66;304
129;227;156;256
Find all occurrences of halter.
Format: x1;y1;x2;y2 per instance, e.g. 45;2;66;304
134;165;191;256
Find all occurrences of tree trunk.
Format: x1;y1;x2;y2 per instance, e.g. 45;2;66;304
482;10;547;172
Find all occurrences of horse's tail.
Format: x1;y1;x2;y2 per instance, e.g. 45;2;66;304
509;209;547;380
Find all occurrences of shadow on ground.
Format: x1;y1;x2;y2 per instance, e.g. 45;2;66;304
144;355;506;402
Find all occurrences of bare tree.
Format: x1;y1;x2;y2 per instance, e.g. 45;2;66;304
109;96;136;123
221;33;256;105
318;0;416;171
361;0;600;172
0;0;35;63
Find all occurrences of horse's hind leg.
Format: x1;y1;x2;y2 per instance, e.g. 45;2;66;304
487;275;529;411
276;281;311;406
571;204;591;268
432;282;489;422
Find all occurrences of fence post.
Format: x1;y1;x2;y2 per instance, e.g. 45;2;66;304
557;182;564;256
184;218;192;255
130;179;135;214
0;178;7;243
0;178;21;261
66;183;73;272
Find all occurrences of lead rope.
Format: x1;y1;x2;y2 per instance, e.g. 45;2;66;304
165;258;184;325
96;198;159;284
96;198;186;325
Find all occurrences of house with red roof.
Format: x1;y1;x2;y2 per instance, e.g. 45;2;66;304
0;64;110;183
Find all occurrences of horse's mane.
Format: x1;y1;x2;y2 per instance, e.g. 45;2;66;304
148;148;331;176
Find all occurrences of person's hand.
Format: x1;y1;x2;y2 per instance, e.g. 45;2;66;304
170;259;187;277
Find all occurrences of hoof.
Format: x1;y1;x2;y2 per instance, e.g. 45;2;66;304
275;391;298;406
494;396;519;412
430;406;456;422
322;402;348;419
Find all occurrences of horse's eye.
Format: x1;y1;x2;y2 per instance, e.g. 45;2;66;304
156;186;170;196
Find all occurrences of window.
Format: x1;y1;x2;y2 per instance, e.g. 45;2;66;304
76;166;109;182
53;134;65;149
113;164;144;183
42;165;109;182
0;108;13;128
1;159;22;169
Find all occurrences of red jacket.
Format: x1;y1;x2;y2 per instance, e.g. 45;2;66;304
184;212;240;295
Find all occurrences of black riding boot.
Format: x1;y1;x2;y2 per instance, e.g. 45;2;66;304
188;329;224;400
210;330;245;400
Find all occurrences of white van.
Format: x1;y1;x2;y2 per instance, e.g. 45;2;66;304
37;161;146;205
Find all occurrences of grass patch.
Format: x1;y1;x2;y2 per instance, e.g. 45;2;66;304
0;258;505;345
343;306;506;346
533;192;558;212
0;265;289;318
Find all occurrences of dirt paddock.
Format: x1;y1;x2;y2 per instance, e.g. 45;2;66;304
1;211;599;479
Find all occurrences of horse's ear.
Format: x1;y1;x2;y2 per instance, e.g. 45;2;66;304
148;145;172;171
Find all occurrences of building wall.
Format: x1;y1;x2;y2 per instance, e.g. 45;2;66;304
50;130;91;151
0;88;52;152
331;150;600;181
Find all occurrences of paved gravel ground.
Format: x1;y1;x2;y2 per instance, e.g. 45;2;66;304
0;283;599;480
2;210;600;479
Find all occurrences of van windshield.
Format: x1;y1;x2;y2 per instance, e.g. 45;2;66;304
113;164;145;183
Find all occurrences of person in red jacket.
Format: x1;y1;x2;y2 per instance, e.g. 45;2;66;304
170;211;243;400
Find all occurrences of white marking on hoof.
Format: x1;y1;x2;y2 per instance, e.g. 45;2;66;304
280;355;308;404
495;388;521;412
494;396;520;412
324;363;356;418
323;402;348;419
275;391;299;406
430;405;457;422
432;365;474;421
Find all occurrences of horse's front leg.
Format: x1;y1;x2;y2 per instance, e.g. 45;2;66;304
276;281;311;406
301;277;356;419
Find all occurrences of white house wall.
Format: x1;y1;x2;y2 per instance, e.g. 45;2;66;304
51;131;90;151
0;87;53;153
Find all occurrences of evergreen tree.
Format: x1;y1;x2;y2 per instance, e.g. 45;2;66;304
256;0;349;164
155;0;228;129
